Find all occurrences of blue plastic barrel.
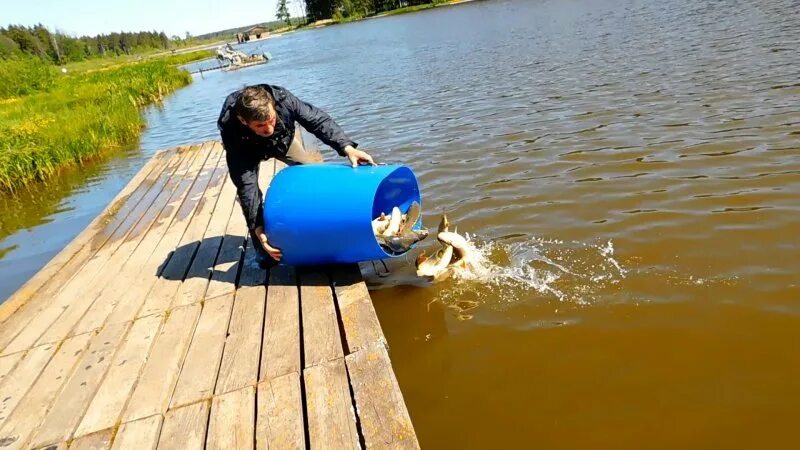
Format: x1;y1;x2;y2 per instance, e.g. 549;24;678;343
263;164;421;265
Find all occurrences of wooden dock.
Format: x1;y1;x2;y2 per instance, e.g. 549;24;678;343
0;142;419;450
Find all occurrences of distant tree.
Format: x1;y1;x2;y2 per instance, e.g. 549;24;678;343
276;0;292;27
5;26;48;59
0;33;21;59
58;37;85;62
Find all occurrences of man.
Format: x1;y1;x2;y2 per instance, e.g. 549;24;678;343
217;84;375;267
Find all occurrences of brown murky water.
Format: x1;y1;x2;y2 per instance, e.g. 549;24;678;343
2;0;798;447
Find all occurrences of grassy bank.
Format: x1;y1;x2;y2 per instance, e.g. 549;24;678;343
0;52;207;191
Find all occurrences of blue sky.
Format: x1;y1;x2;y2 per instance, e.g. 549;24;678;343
1;0;306;37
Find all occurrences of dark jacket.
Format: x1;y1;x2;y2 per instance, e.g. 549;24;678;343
217;84;357;231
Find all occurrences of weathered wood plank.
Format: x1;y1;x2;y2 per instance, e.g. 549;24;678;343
138;143;229;317
75;315;163;438
303;358;360;450
0;149;187;355
61;144;208;339
170;294;234;409
69;429;112;450
35;442;67;450
99;143;223;327
110;415;162;450
214;271;265;395
0;333;92;450
331;265;386;353
0;353;24;390
260;266;300;382
173;176;238;308
157;401;209;450
206;386;255;450
256;373;304;450
29;322;130;448
0;149;169;326
204;212;246;300
0;344;57;428
238;235;268;288
300;271;343;367
122;304;200;423
346;342;419;449
205;154;277;300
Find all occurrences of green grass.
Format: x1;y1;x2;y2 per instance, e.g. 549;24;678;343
63;49;215;75
0;58;56;99
0;59;193;191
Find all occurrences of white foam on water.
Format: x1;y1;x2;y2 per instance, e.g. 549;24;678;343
432;235;628;309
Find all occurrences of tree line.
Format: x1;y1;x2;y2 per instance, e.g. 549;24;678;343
0;25;172;63
298;0;446;23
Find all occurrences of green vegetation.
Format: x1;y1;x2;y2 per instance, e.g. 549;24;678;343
305;0;451;23
0;49;210;191
276;0;294;27
1;25;174;64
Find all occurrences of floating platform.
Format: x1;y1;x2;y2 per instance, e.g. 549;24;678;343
0;141;419;449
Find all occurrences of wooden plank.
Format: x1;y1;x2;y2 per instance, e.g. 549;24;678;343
204;210;246;300
137;144;229;317
331;265;386;353
0;149;169;325
57;145;206;340
170;294;234;409
260;266;300;382
35;442;67;450
0;333;92;450
173;176;237;308
346;342;419;449
0;353;23;389
122;304;200;423
214;278;265;395
0;344;57;428
300;271;343;367
69;429;112;450
29;322;130;448
110;415;162;450
256;373;304;450
94;143;223;328
156;401;209;450
303;358;360;450
205;153;276;300
1;147;191;356
206;386;255;450
0;150;183;355
238;235;267;288
75;315;163;438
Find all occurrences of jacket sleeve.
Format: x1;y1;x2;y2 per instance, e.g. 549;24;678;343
222;130;264;231
284;89;357;157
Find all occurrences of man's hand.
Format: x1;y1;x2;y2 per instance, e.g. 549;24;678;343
254;226;282;261
344;145;376;168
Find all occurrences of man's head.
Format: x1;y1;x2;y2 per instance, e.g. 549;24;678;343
235;85;278;137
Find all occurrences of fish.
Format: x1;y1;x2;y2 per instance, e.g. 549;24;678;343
415;244;455;281
374;201;428;254
382;207;403;237
435;231;473;268
381;228;430;254
371;212;389;235
398;201;421;235
414;213;484;280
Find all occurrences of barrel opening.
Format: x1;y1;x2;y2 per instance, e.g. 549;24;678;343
372;166;422;256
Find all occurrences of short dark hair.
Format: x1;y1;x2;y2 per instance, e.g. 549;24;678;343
234;85;275;122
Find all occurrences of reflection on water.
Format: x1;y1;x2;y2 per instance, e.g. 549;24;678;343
1;0;799;447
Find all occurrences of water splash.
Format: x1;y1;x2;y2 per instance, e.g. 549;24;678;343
432;235;628;309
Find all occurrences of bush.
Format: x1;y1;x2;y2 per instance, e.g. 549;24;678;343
0;57;56;99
